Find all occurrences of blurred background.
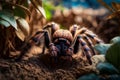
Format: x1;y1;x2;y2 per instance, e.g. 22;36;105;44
31;0;120;43
44;0;120;9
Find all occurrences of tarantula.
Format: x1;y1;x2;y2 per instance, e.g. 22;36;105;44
17;22;103;64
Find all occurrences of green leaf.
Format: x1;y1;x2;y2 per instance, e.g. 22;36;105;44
0;18;10;27
36;6;46;18
96;62;119;75
16;17;30;41
0;10;17;30
43;2;55;20
16;18;30;36
44;7;52;20
77;73;99;80
15;27;25;41
110;36;120;44
108;75;120;80
105;41;120;71
1;2;31;19
13;3;31;19
30;0;46;18
14;6;27;19
94;43;112;54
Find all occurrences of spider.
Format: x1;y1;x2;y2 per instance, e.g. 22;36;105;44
17;22;103;64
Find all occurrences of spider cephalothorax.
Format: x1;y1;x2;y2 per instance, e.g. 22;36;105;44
17;22;103;64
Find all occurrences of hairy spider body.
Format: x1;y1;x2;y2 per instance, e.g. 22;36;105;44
53;29;73;43
51;29;73;58
17;22;103;64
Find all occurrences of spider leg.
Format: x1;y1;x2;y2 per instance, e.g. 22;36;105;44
31;31;46;45
77;36;93;64
15;30;51;61
84;31;103;44
70;27;88;53
41;30;51;54
30;30;59;62
43;22;60;37
82;34;96;55
70;26;103;64
37;30;59;63
74;27;102;44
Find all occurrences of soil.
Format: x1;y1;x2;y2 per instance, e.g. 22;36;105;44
0;46;94;80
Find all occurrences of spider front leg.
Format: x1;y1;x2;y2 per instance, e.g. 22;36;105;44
49;43;58;57
40;30;59;62
15;30;46;61
31;30;59;61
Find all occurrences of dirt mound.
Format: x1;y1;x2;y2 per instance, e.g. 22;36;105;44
0;52;93;80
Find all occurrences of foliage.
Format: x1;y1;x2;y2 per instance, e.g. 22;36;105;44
94;36;120;54
77;73;100;80
94;43;112;54
98;0;120;19
43;2;54;20
30;0;46;18
78;73;120;80
0;0;45;41
96;62;119;75
16;17;30;41
110;36;120;43
105;41;120;72
43;1;64;20
92;1;120;73
0;10;17;29
0;0;46;58
93;37;120;79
